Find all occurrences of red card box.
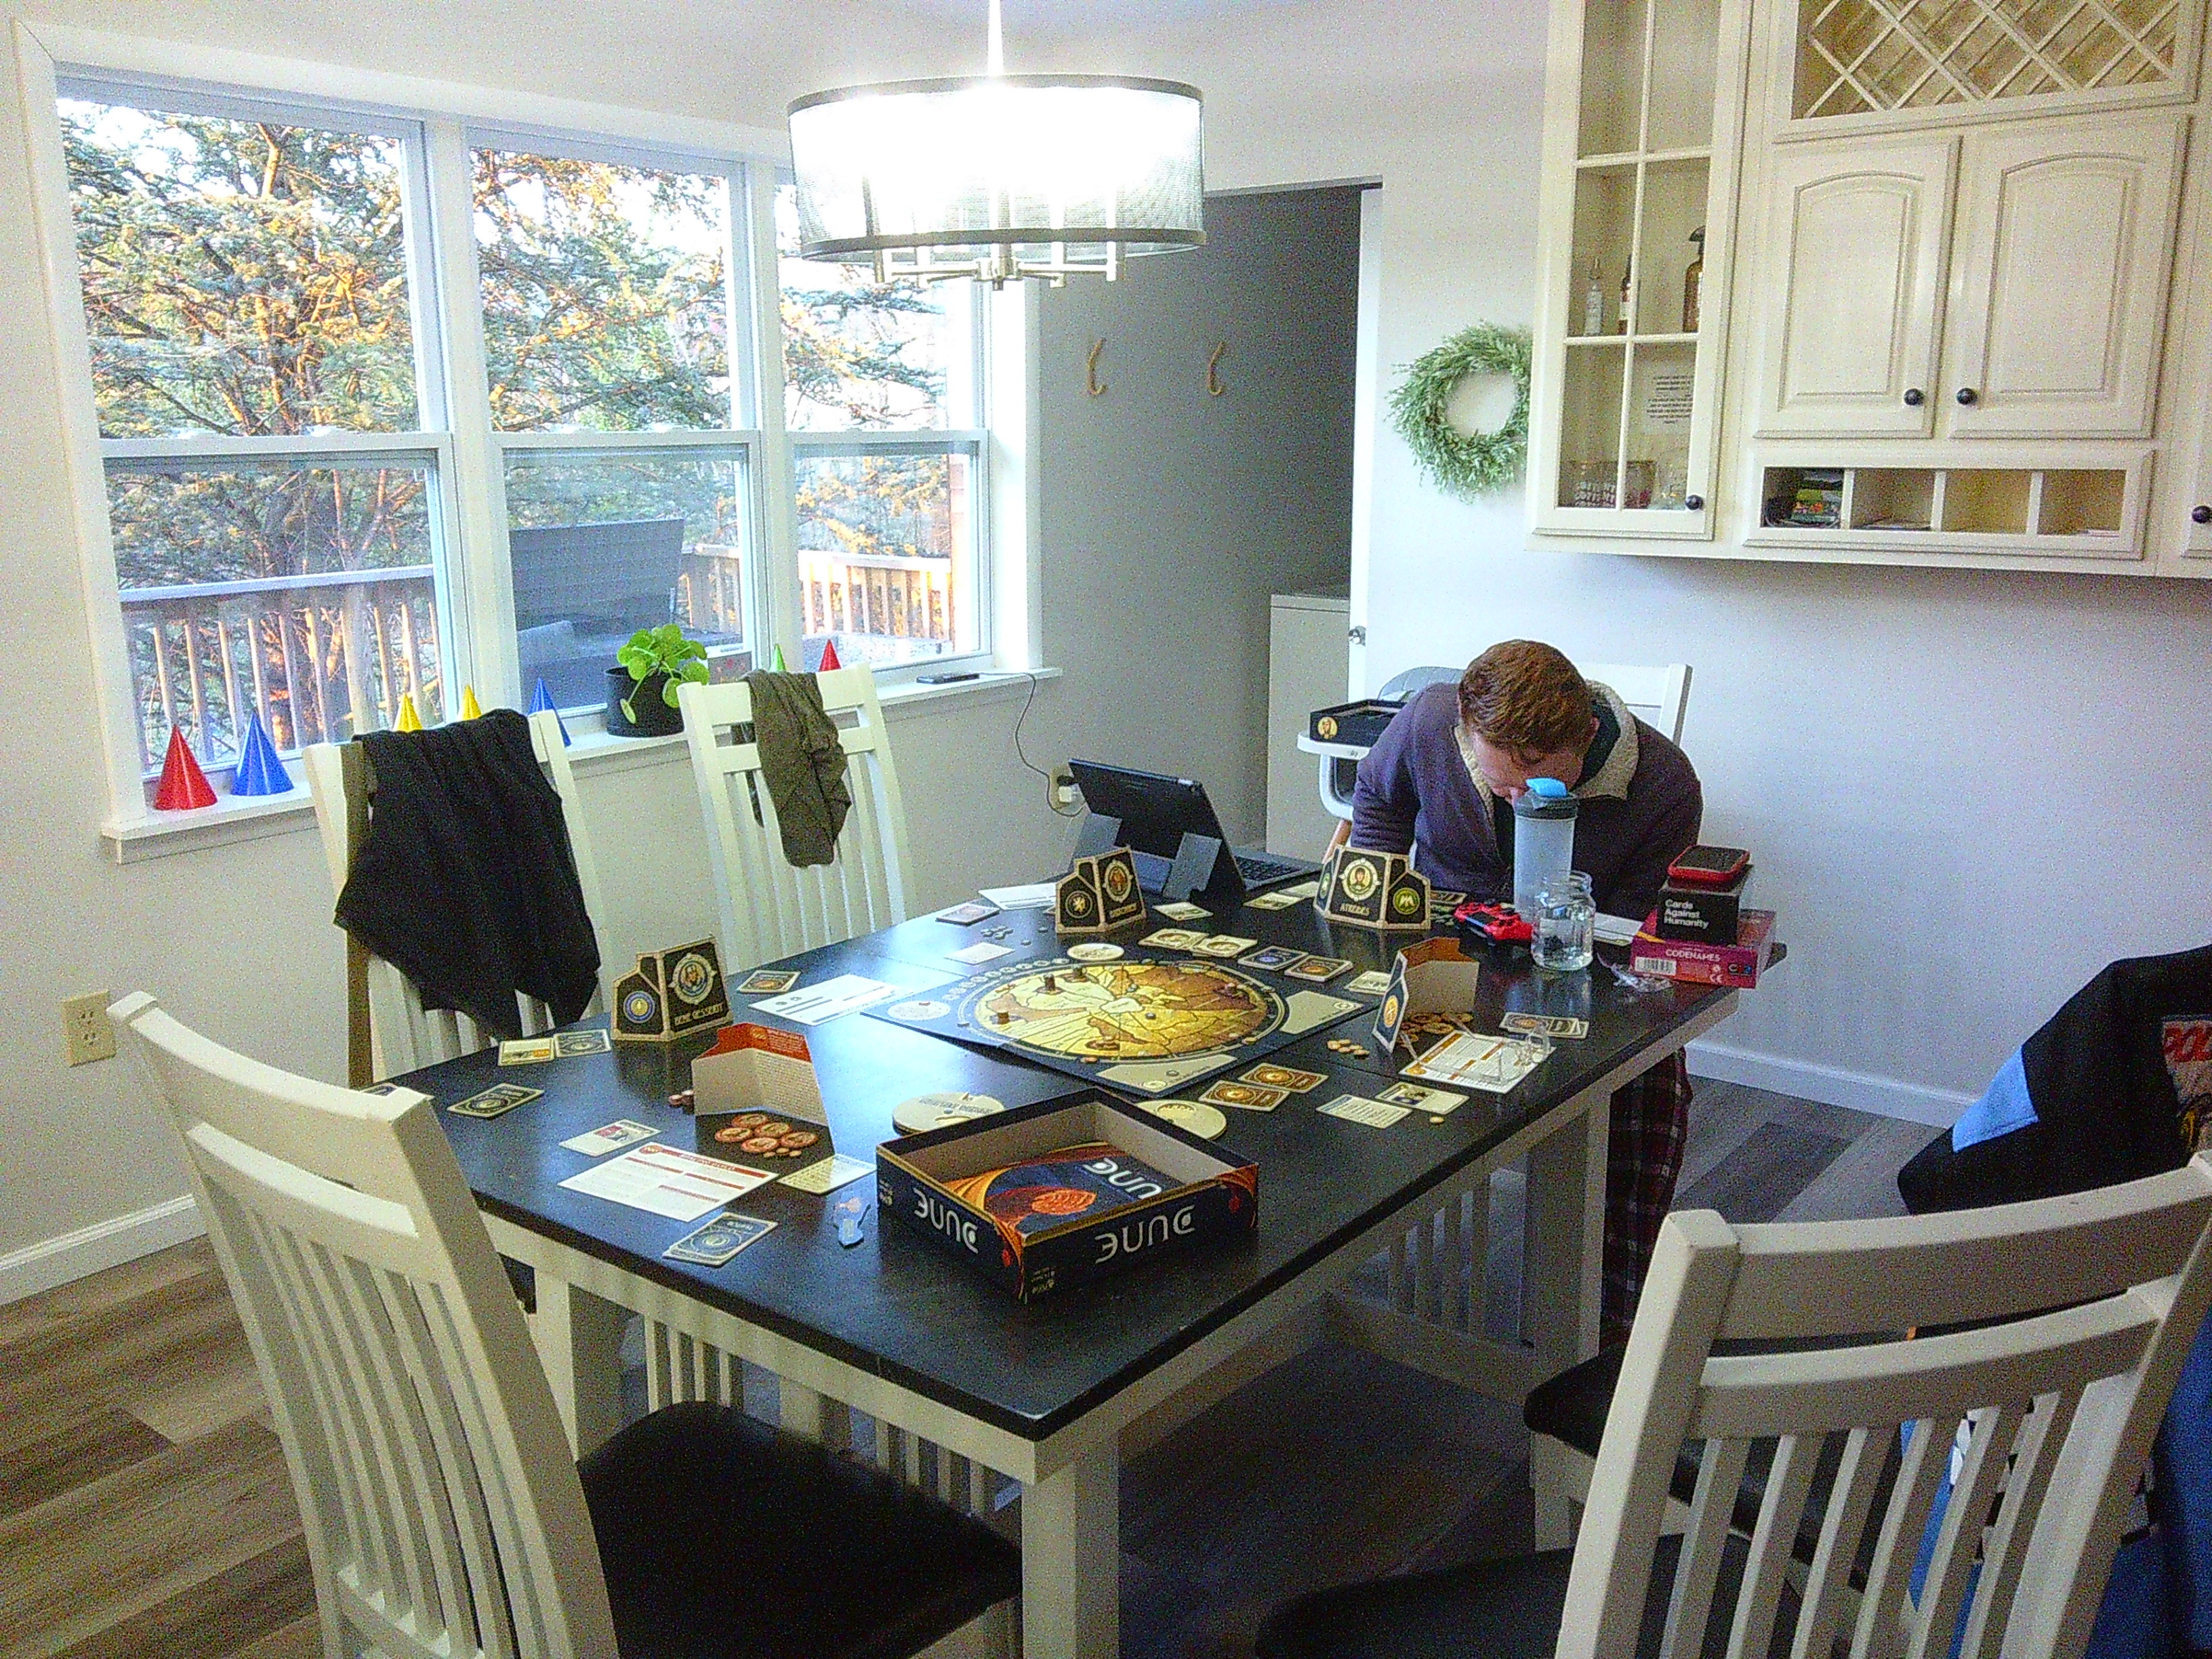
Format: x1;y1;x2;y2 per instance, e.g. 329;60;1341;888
1632;909;1778;988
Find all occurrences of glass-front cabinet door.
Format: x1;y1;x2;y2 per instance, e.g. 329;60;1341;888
1529;0;1752;540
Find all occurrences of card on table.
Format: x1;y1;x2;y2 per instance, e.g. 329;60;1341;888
1197;1079;1288;1111
497;1036;556;1065
753;974;903;1025
1278;880;1321;900
1346;970;1395;997
1244;890;1300;911
554;1028;613;1057
779;1151;874;1194
1240;1062;1324;1093
1240;945;1309;973
560;1118;658;1155
359;1080;430;1104
947;940;1013;965
1192;934;1258;959
663;1213;776;1265
1502;1012;1591;1040
1284;955;1353;983
449;1082;541;1119
1401;1032;1547;1094
1141;927;1207;950
735;969;801;995
560;1143;772;1220
1155;900;1211;921
1377;1081;1467;1114
935;901;1002;926
1317;1093;1412;1128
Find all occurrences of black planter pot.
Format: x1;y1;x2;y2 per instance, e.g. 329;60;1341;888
605;667;685;737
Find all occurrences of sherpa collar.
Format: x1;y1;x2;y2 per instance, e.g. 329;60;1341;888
1454;680;1639;813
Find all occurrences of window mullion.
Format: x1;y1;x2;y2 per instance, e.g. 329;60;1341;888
419;115;515;707
743;163;803;668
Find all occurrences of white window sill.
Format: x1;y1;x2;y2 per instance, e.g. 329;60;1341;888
98;667;1060;864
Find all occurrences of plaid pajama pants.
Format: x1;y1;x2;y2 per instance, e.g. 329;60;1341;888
1601;1050;1692;1347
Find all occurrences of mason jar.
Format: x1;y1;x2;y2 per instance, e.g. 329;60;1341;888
1531;872;1596;972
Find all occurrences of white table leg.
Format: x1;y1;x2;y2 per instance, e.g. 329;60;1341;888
525;1271;629;1457
778;1378;853;1454
1022;1441;1120;1659
1523;1090;1610;1549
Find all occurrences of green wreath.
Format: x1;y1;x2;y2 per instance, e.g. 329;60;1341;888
1389;323;1532;498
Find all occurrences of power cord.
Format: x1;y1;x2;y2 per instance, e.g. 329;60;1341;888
1008;670;1086;817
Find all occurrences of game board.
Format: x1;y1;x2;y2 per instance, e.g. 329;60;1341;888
875;953;1362;1096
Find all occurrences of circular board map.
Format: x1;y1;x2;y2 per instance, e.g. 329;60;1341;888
956;957;1285;1062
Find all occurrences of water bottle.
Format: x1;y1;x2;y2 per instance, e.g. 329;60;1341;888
1511;777;1578;922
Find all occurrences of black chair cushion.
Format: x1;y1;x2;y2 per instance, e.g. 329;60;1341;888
1254;1534;1772;1659
1525;1347;1707;1512
579;1401;1021;1659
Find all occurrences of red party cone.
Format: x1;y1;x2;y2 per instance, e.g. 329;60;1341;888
154;726;217;810
817;637;841;672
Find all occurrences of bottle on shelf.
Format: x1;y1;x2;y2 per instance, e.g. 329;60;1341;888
1617;262;1633;335
1682;227;1705;333
1582;257;1607;337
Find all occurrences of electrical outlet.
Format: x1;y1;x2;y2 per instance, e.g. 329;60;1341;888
1049;765;1079;811
63;991;117;1067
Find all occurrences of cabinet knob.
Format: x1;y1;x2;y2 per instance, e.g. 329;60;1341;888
1902;388;1925;407
2194;505;2211;525
1955;387;1978;405
1684;494;1705;511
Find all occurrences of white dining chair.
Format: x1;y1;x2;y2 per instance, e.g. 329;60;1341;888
114;991;1022;1659
1257;1156;2212;1659
303;708;609;1080
678;665;916;970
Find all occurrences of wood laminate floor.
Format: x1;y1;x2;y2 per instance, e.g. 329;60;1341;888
0;1078;1921;1658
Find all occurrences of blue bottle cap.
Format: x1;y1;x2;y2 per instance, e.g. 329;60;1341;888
1527;777;1570;798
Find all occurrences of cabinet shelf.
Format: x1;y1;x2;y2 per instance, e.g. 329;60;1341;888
1577;145;1714;168
1747;462;2146;558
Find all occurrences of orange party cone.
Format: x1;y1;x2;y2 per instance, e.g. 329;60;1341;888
153;726;217;811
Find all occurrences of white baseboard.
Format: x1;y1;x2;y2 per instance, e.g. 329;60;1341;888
1686;1040;1972;1129
0;1193;204;1306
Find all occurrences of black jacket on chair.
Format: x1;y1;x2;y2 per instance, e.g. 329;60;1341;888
335;710;600;1040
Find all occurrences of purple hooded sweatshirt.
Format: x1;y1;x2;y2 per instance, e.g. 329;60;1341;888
1348;680;1702;922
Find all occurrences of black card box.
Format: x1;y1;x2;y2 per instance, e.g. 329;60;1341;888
1307;697;1405;750
1654;867;1753;944
878;1096;1258;1303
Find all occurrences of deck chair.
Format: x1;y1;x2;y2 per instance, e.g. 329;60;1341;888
678;666;915;970
1260;1162;2212;1659
304;708;609;1081
115;991;1021;1659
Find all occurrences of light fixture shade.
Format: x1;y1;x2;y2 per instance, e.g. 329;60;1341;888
788;74;1205;283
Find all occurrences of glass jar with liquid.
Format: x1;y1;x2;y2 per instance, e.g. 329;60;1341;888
1532;872;1596;972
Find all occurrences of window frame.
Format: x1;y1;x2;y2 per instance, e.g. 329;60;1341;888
16;23;1026;834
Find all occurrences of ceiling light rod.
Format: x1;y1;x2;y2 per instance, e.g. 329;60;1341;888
786;0;1206;287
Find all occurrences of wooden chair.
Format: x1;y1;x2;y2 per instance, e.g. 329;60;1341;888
678;666;916;969
114;991;1021;1659
1256;1159;2212;1659
303;709;609;1080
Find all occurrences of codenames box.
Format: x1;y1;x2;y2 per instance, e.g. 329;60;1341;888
1632;909;1778;988
877;1096;1257;1302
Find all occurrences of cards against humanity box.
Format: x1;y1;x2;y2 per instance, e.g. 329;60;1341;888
1632;909;1778;988
689;1022;836;1178
1372;937;1481;1053
1653;867;1753;944
878;1095;1256;1302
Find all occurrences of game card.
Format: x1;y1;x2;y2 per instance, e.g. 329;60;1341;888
1197;1079;1288;1111
1377;1082;1467;1114
735;969;801;995
779;1151;874;1194
1155;901;1211;921
449;1082;541;1119
561;1143;773;1220
947;940;1014;965
360;1080;430;1104
560;1118;658;1155
663;1213;776;1266
1284;955;1353;983
1141;927;1207;950
1240;945;1309;973
554;1028;613;1057
497;1036;556;1065
1317;1093;1412;1128
1502;1012;1590;1040
1240;1062;1324;1093
1192;934;1258;958
935;901;1001;926
1346;970;1395;996
1278;880;1322;900
1244;890;1300;910
1402;1032;1547;1094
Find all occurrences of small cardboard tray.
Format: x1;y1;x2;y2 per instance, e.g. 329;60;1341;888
1307;697;1404;750
878;1096;1258;1302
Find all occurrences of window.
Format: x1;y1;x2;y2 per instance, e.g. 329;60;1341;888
58;91;452;775
778;182;986;668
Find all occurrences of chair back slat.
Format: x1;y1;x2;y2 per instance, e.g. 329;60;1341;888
680;668;915;969
1559;1156;2212;1659
116;993;616;1659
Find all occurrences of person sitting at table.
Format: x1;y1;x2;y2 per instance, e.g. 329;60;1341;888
1350;638;1703;1345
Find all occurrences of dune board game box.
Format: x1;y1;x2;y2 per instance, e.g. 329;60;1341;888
878;1096;1257;1301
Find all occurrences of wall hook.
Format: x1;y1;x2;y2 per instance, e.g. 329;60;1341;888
1086;339;1107;398
1206;342;1228;396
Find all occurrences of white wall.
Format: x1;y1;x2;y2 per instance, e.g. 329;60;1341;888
1019;0;2212;1122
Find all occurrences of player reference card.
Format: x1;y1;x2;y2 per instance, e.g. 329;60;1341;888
663;1213;775;1266
1377;1082;1467;1114
1155;901;1211;921
736;968;801;995
779;1151;874;1194
560;1118;658;1155
554;1028;613;1057
560;1143;774;1221
449;1083;541;1119
1346;970;1395;996
1317;1093;1412;1128
1502;1012;1591;1040
497;1036;556;1065
1403;1033;1547;1094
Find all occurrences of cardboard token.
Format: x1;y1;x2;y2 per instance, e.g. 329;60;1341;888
1140;1099;1229;1139
891;1091;1008;1134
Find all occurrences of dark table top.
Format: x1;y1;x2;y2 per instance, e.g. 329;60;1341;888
422;896;1742;1441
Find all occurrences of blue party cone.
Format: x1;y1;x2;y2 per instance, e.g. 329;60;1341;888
529;676;571;745
230;712;294;796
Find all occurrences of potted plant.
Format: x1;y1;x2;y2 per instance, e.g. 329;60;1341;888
606;624;708;737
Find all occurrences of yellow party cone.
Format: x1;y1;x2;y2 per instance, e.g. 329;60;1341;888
460;684;483;720
394;693;424;733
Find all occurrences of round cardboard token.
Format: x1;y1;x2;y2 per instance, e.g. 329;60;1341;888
891;1091;1008;1134
1066;941;1124;961
1141;1099;1229;1140
886;999;951;1022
